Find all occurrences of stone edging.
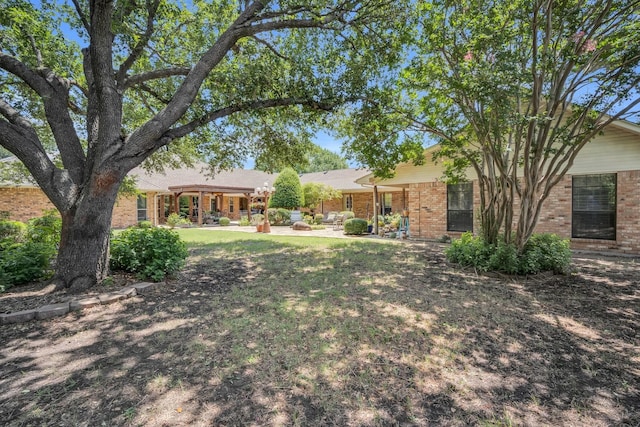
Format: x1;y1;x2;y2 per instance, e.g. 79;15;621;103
0;282;159;325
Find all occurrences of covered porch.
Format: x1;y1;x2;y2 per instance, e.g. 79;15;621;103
152;184;257;226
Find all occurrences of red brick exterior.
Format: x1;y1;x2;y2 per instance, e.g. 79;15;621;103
3;170;638;254
408;171;640;254
0;187;137;228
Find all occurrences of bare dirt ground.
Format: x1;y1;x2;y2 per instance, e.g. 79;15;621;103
1;237;638;426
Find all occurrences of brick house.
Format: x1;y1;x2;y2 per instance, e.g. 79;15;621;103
355;119;640;254
0;165;402;227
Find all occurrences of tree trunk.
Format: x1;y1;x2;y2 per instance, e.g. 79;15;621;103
51;172;122;293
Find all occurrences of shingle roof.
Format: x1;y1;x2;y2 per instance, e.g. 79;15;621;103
130;163;277;193
131;164;377;193
299;168;372;192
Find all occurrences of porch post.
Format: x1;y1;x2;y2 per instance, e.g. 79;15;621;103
373;184;379;235
159;195;166;223
197;191;204;225
174;192;182;216
244;193;252;222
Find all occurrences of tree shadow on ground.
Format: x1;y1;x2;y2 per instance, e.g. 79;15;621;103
0;238;638;426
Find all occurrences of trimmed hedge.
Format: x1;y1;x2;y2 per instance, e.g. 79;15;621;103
344;218;368;235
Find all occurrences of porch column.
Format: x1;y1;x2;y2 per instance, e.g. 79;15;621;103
197;191;204;225
159;195;166;223
244;193;252;221
373;184;379;235
173;192;182;215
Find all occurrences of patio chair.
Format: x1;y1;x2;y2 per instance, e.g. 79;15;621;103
322;211;338;224
332;214;345;231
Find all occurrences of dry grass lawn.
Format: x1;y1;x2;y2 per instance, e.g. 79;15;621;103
1;229;638;426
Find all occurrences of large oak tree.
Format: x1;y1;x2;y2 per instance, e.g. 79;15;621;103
0;0;409;291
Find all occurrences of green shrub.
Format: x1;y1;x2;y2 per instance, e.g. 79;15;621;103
303;214;314;224
0;242;55;291
445;232;493;270
137;220;154;228
522;233;572;274
267;208;291;225
446;232;571;274
26;209;61;248
488;240;520;274
218;217;230;226
314;214;324;225
166;212;190;228
344;218;368;235
110;227;188;281
0;211;61;292
239;216;250;226
0;220;27;249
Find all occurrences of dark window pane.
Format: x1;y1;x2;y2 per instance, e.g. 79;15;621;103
448;211;473;232
447;183;473;232
572;174;616;240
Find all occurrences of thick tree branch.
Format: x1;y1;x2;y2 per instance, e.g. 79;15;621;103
0;53;54;97
0;53;86;181
123;67;191;89
119;96;339;167
167;97;337;141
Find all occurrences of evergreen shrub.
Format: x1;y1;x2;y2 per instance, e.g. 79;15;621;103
344;218;368;235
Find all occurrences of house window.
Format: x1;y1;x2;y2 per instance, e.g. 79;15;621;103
137;194;147;221
344;194;353;211
380;193;392;215
447;183;473;232
229;197;234;213
572;174;616;240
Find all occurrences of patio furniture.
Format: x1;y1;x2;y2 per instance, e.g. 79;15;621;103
322;211;338;224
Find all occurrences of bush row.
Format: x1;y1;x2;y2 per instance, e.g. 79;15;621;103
1;211;191;292
445;232;571;275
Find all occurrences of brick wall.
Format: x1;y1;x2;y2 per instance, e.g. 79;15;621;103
112;195;137;228
0;187;138;228
0;187;56;221
317;190;405;220
408;171;640;254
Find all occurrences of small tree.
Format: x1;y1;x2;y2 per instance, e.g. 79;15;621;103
269;167;304;209
301;182;341;214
